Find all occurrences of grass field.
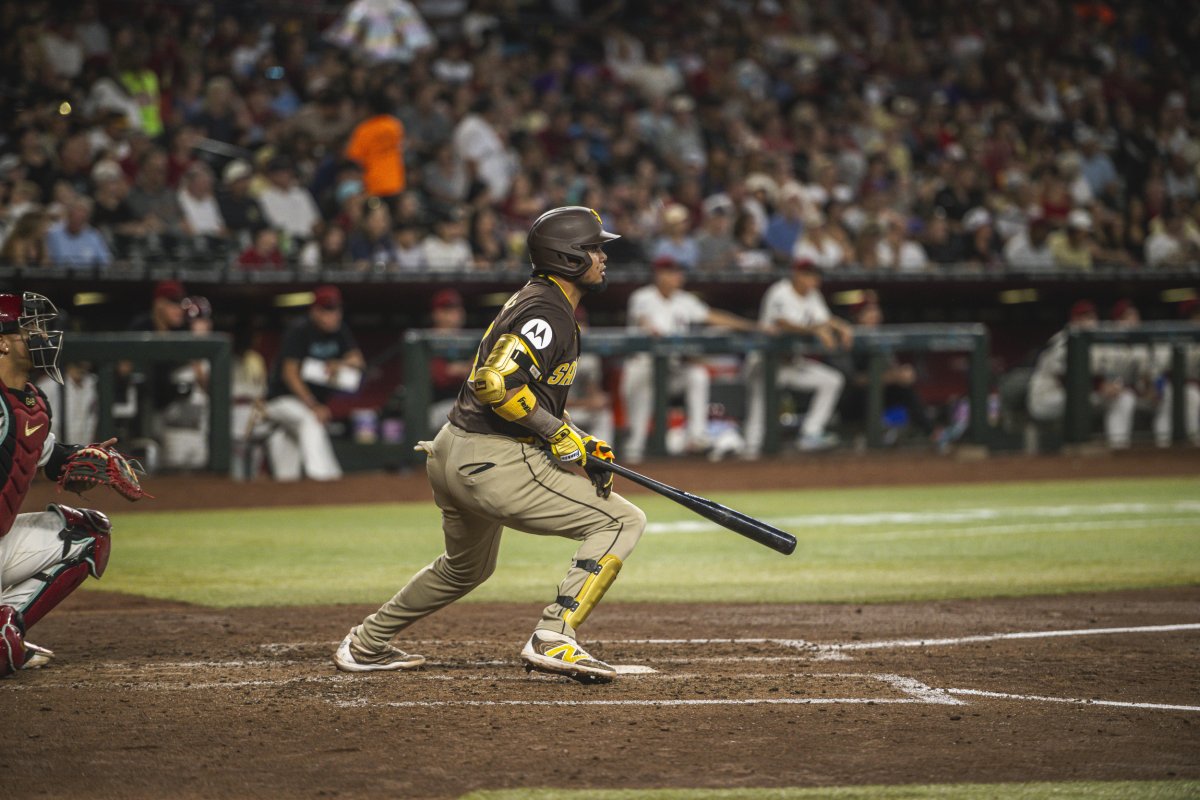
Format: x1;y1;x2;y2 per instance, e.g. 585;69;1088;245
101;476;1200;607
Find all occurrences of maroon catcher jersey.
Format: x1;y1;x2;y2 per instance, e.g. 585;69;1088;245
0;378;51;538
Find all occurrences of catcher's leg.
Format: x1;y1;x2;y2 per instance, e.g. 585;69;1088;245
0;505;112;632
1;605;26;676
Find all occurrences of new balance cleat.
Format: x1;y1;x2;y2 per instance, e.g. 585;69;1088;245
520;631;616;684
22;642;54;669
333;628;425;673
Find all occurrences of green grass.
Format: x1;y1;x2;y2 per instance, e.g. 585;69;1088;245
96;476;1200;607
458;783;1200;800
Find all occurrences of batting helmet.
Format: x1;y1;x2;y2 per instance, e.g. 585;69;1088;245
0;292;64;384
526;206;620;279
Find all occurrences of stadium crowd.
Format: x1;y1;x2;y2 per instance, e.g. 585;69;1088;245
0;0;1198;274
3;0;1200;476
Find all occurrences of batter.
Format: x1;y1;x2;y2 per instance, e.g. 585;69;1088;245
335;207;646;684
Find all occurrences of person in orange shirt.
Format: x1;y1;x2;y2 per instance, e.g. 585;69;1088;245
345;89;406;201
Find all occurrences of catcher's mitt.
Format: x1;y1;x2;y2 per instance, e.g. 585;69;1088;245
57;445;153;502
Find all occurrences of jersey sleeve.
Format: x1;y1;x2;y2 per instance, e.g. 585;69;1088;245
507;302;573;382
682;292;710;326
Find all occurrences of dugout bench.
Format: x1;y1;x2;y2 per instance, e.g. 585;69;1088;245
402;324;991;460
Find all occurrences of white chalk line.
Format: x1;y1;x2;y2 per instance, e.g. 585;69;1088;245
644;500;1200;536
945;688;1200;713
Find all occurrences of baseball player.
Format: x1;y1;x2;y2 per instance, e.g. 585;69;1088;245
621;255;759;463
1026;300;1136;448
743;259;851;457
1152;299;1200;446
0;292;118;676
335;207;646;684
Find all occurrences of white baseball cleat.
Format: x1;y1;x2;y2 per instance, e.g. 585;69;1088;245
520;631;616;684
333;628;425;673
22;642;54;669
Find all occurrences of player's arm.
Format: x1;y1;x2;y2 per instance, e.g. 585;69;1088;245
470;332;587;463
704;308;759;332
281;358;330;421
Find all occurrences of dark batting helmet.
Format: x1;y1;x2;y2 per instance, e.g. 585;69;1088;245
526;206;620;279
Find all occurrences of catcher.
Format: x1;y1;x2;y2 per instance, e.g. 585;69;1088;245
0;292;149;677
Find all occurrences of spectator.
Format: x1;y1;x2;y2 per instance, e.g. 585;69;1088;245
237;226;285;270
744;259;851;457
763;183;812;260
452;98;515;202
422;142;470;212
792;209;848;271
1077;128;1120;200
1003;210;1056;270
345;88;406;200
348;200;398;269
289;89;355;152
46;196;112;268
188;76;245;145
257;156;321;245
468;206;506;268
264;285;362;481
0;210;50;267
392;224;425;270
621;255;758;462
176;163;227;239
91;161;145;251
126;148;186;239
420;206;473;270
923;212;966;265
694;195;737;272
876;214;928;271
217;160;267;246
1145;214;1200;267
426;288;471;430
300;225;352;271
961;207;1002;268
731;211;773;272
1048;209;1096;270
650;203;698;269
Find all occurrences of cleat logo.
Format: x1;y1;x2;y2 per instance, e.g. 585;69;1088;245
544;644;588;664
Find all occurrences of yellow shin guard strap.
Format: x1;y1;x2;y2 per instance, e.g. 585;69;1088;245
561;554;622;629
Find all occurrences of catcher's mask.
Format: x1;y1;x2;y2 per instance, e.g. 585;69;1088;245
526;206;620;280
0;292;64;384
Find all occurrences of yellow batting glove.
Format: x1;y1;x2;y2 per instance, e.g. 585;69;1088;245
582;435;615;499
548;423;587;465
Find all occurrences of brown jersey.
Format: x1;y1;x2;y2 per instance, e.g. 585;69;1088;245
449;276;581;438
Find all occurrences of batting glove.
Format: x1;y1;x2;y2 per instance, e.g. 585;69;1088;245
548;423;587;465
582;435;615;499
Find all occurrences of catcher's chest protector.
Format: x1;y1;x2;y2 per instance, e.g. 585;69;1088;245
0;384;50;538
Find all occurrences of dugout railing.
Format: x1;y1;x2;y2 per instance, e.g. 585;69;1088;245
402;324;991;459
60;333;233;473
1064;323;1200;445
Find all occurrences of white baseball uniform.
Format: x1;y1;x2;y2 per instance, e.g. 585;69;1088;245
1150;341;1200;446
744;278;844;455
620;284;712;461
1026;329;1136;448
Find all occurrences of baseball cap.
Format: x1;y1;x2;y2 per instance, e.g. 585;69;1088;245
793;257;819;273
1067;209;1093;231
652;255;683;270
222;159;252;185
1110;298;1135;321
662;204;690;226
1068;300;1097;321
963;207;992;232
154;280;186;303
1178;298;1199;319
313;285;342;309
431;288;463;310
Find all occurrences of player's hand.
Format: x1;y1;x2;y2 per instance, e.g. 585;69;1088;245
548;423;587;465
582;435;615;499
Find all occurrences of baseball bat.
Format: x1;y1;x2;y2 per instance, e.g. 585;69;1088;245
595;460;797;556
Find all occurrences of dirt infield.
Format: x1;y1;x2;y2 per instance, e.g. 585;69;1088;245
5;588;1199;799
6;450;1199;799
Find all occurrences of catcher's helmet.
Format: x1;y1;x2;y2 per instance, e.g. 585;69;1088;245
527;206;620;279
0;292;64;384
